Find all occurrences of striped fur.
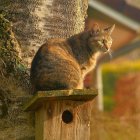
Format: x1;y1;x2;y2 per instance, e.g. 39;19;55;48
30;25;115;91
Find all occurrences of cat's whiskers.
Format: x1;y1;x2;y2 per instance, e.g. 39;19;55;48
107;49;113;59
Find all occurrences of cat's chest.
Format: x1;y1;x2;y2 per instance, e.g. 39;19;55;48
81;57;97;77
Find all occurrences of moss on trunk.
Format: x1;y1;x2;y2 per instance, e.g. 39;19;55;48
0;0;88;139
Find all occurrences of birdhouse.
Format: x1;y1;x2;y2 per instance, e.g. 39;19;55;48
24;89;97;140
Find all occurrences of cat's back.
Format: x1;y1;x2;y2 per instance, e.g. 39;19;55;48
30;39;81;91
31;38;73;65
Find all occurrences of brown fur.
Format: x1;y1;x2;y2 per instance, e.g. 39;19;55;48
30;25;115;91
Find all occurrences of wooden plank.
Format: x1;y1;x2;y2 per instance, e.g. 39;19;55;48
36;100;93;140
24;89;98;111
35;107;44;140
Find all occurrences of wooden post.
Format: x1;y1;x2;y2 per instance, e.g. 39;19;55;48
96;66;104;111
24;89;97;140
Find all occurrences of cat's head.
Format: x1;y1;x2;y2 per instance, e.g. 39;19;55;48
88;24;115;52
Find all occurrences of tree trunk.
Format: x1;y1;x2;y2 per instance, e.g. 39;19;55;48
0;0;88;65
0;0;88;140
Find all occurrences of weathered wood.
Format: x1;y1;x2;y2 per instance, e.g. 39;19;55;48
24;89;97;140
24;89;97;111
36;100;92;140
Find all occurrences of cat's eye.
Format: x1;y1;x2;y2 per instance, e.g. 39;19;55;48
103;39;107;44
96;29;100;33
97;40;103;46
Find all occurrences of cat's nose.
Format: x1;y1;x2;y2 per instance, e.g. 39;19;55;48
103;42;109;50
103;41;110;51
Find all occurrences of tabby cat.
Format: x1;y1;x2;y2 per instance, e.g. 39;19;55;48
30;24;115;91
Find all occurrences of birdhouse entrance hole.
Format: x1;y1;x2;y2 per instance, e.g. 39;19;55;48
62;110;73;124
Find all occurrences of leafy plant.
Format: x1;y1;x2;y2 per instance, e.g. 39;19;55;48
102;60;140;111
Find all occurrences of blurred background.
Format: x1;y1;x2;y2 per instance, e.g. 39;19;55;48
85;0;140;139
0;0;140;139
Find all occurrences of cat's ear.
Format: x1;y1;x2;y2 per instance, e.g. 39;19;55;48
90;23;100;36
104;24;115;35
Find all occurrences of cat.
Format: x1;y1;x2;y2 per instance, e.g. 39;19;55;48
30;24;115;91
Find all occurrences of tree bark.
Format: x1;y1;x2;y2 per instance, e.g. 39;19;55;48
0;0;88;139
0;0;88;65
